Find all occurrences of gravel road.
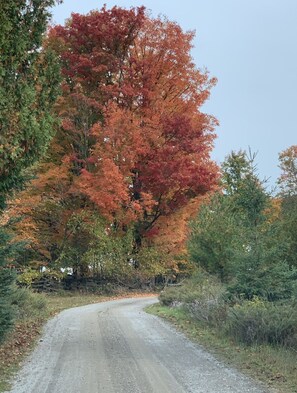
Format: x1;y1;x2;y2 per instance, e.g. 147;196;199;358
7;296;273;393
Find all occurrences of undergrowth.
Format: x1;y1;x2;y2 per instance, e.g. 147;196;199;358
147;303;297;393
154;271;297;393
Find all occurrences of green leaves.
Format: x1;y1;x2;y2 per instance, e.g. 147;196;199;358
188;194;238;281
0;233;18;341
0;0;60;207
188;150;296;301
0;0;60;341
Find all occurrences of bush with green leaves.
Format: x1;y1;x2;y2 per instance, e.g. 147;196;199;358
0;226;23;342
0;269;15;342
159;285;189;306
159;271;228;326
227;260;297;301
1;279;47;342
16;269;42;287
226;298;297;348
10;286;47;320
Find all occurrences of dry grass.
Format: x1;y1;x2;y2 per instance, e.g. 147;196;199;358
147;304;297;393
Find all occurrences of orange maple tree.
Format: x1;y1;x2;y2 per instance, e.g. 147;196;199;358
9;6;219;277
47;6;219;242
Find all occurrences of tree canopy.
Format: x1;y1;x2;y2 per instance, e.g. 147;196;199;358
3;6;219;283
46;6;219;235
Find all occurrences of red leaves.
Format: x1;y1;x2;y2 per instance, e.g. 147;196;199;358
46;6;219;236
49;6;145;101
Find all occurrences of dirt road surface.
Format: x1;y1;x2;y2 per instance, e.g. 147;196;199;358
7;297;272;393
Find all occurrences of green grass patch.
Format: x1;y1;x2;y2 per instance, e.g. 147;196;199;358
147;303;297;393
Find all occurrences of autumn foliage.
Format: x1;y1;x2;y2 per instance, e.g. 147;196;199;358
8;6;219;278
47;6;218;228
278;145;297;197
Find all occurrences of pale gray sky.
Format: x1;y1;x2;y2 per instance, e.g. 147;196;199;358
51;1;297;189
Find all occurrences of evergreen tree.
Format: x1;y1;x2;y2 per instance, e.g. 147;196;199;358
0;0;61;206
0;0;60;341
189;151;296;300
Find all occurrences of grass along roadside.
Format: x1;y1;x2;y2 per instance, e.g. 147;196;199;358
0;291;156;392
146;303;297;393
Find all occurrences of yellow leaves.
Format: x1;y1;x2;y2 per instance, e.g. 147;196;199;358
263;197;282;224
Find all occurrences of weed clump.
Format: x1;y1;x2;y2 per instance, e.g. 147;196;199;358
225;298;297;348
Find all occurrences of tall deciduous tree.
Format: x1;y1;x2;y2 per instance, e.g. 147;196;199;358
9;6;218;280
46;6;219;248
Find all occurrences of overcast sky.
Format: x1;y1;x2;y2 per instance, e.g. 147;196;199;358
51;0;297;189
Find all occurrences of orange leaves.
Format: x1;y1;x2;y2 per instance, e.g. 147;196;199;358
44;6;219;242
79;159;130;220
127;17;216;117
30;163;71;196
89;104;146;170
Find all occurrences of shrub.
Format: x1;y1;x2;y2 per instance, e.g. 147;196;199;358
183;275;227;326
16;269;41;287
17;269;64;286
226;298;297;348
0;269;15;342
0;298;14;343
227;249;297;301
159;286;185;306
10;286;47;320
159;271;228;326
185;293;227;327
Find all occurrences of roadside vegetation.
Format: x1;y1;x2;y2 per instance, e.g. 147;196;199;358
149;148;297;393
148;299;297;393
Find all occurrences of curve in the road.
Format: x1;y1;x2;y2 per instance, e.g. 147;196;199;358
7;297;272;393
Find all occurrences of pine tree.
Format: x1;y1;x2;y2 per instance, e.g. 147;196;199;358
0;0;60;341
0;0;61;206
